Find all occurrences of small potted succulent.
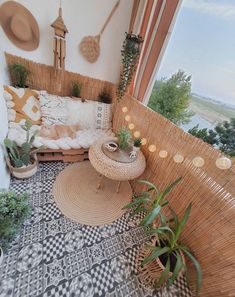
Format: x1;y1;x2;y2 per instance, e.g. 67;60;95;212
9;63;30;88
130;138;142;158
98;90;112;104
4;120;42;179
71;81;84;102
116;127;132;150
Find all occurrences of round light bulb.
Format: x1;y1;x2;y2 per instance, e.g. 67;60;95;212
159;150;168;158
216;157;232;170
192;156;205;167
173;154;184;163
148;144;156;153
129;123;135;130
122;106;128;113
134;131;141;138
125;115;131;122
141;138;147;145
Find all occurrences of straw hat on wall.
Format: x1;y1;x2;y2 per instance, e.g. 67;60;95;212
0;1;40;51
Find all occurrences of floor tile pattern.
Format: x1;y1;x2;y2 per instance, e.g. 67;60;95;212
0;162;192;297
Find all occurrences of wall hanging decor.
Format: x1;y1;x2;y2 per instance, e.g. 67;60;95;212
117;32;143;100
51;1;68;70
79;0;120;63
0;1;40;51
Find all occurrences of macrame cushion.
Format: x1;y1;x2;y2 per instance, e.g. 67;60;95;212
3;86;41;125
79;36;100;63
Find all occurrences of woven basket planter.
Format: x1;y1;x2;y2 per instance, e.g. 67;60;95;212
6;154;38;179
137;236;185;288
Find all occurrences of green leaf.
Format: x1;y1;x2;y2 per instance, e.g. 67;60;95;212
140;205;161;226
161;177;182;199
168;251;183;286
182;248;202;295
173;203;192;244
157;256;170;286
137;180;160;193
143;246;170;265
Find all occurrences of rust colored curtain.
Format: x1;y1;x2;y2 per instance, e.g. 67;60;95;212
128;0;181;102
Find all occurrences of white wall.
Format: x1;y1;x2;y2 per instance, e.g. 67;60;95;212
0;0;132;188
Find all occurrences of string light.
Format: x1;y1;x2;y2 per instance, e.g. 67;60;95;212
122;106;128;113
192;157;205;167
173;154;184;163
148;144;156;152
129;123;135;130
159;150;168;158
216;157;232;170
125;115;131;122
141;138;147;145
134;131;141;138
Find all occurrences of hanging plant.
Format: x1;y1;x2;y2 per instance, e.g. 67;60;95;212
117;32;143;100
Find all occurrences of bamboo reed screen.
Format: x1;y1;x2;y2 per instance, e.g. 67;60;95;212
113;94;235;297
5;53;116;101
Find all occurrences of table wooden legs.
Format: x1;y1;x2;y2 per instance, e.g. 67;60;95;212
116;181;121;193
96;175;122;194
96;175;104;193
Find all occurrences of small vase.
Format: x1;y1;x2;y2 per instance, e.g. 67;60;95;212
130;146;140;159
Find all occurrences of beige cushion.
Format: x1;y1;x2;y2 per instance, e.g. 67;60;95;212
39;91;112;130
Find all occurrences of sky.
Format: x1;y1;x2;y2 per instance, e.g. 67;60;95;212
157;0;235;105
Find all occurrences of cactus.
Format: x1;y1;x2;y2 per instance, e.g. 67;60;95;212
4;120;42;168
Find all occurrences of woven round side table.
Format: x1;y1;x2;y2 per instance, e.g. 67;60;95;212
89;138;146;193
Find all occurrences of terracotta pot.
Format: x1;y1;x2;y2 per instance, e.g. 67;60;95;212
6;154;38;179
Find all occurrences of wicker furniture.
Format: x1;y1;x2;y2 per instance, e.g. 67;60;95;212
89;138;146;193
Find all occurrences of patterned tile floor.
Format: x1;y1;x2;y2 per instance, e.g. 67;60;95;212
0;162;192;297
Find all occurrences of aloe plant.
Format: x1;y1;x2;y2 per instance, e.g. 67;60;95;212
144;203;202;295
123;177;182;225
4;120;42;168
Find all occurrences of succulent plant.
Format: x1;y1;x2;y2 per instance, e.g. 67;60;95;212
10;63;30;88
116;127;132;150
134;138;142;147
4;120;42;168
71;81;82;98
98;90;112;104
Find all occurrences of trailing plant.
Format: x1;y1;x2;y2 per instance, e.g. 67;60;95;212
98;90;112;104
144;203;202;295
117;32;143;100
0;190;30;251
10;63;30;88
133;138;142;148
123;177;182;226
116;127;132;150
4;120;41;168
71;81;82;98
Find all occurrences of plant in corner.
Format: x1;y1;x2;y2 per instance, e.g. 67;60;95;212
4;120;42;179
0;190;30;251
117;32;143;100
143;203;202;295
9;63;30;88
116;127;132;150
98;89;112;104
71;81;83;101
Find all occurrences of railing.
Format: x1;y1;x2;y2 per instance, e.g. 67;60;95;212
113;94;235;296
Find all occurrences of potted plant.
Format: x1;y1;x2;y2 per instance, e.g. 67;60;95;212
9;63;30;88
98;89;112;104
116;127;132;150
117;32;143;100
4;120;42;179
123;177;182;224
142;203;202;295
0;190;30;252
71;81;84;101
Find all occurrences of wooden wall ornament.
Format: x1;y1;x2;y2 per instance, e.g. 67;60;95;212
51;3;68;70
79;0;120;63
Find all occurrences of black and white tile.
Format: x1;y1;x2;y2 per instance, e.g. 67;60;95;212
0;162;192;297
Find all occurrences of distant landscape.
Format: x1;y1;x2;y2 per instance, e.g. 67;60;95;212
182;94;235;131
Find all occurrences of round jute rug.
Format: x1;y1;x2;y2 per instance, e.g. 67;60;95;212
53;161;132;226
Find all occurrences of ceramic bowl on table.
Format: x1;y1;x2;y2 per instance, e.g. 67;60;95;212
105;141;118;152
